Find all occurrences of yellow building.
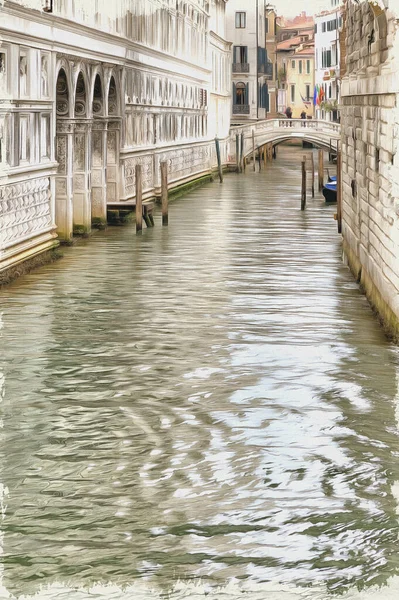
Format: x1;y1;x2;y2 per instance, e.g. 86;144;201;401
276;20;315;119
265;6;278;118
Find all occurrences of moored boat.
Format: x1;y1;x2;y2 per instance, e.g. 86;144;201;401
322;181;337;203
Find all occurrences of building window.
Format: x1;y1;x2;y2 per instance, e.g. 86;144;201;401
233;45;248;64
235;81;248;105
305;84;310;101
299;60;302;74
235;12;246;28
265;17;269;33
322;22;326;32
290;84;295;103
322;49;332;68
314;24;317;33
306;60;310;74
327;19;337;31
291;60;295;69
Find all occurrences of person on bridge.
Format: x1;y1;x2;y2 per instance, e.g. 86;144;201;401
285;106;292;126
301;110;307;126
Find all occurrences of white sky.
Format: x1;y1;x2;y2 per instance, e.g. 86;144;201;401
272;0;327;18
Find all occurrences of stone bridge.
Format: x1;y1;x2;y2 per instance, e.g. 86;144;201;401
227;119;341;166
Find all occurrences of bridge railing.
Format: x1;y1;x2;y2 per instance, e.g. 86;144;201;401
230;119;340;137
227;119;341;164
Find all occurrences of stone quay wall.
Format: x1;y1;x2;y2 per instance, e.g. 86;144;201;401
340;0;399;338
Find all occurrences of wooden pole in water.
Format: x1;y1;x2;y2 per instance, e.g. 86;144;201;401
135;164;143;234
310;152;315;198
263;145;267;165
215;137;223;182
318;149;324;191
240;131;244;172
243;156;246;172
235;134;240;173
336;149;342;233
160;160;168;226
301;155;307;211
252;129;256;171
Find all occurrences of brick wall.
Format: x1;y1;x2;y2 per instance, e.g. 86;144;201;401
340;0;399;338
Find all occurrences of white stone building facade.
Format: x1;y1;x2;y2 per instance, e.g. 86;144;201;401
226;0;271;122
0;0;232;275
314;0;343;121
340;0;399;338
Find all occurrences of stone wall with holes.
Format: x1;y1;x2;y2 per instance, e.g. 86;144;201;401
340;0;399;338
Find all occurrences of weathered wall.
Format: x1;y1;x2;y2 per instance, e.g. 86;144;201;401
340;0;399;339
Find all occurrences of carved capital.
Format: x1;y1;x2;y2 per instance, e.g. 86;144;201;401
56;120;75;134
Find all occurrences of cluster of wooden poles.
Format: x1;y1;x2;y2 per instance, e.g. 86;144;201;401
133;139;342;235
135;162;169;234
300;148;342;233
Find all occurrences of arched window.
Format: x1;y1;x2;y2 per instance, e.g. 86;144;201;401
235;82;247;105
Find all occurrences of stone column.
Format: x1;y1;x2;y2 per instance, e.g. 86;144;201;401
73;120;92;234
55;120;74;241
106;121;121;203
91;119;108;224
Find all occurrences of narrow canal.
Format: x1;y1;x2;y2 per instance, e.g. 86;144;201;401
1;146;399;600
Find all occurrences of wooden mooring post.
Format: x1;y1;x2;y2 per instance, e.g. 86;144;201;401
252;130;256;171
160;160;168;226
301;155;307;211
310;152;315;198
318;149;324;191
135;164;143;234
236;134;240;173
240;131;244;173
263;146;267;165
215;137;223;182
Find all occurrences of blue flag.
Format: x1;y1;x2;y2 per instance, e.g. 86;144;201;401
313;85;318;106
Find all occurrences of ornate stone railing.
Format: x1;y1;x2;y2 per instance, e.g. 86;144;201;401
232;63;250;73
233;104;250;115
0;176;53;249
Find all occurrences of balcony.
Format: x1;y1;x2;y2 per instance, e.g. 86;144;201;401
259;63;274;78
233;104;250;115
233;63;250;73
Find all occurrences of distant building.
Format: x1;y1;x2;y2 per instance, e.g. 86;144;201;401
265;5;279;118
226;0;272;122
314;0;343;122
276;13;315;119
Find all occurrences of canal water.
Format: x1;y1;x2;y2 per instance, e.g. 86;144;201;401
1;146;399;600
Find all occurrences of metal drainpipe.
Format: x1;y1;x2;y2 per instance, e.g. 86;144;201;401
256;0;259;120
265;0;267;119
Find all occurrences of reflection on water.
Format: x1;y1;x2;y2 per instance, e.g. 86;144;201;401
0;146;398;600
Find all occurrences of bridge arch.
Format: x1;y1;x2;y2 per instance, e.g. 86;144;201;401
229;119;340;165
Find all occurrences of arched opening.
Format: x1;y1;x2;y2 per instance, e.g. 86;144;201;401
56;68;69;116
74;72;87;117
92;74;104;116
106;75;121;204
108;76;118;116
235;82;248;105
55;67;73;240
91;73;107;226
73;71;91;234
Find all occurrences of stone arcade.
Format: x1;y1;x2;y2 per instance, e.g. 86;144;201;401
0;0;231;273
